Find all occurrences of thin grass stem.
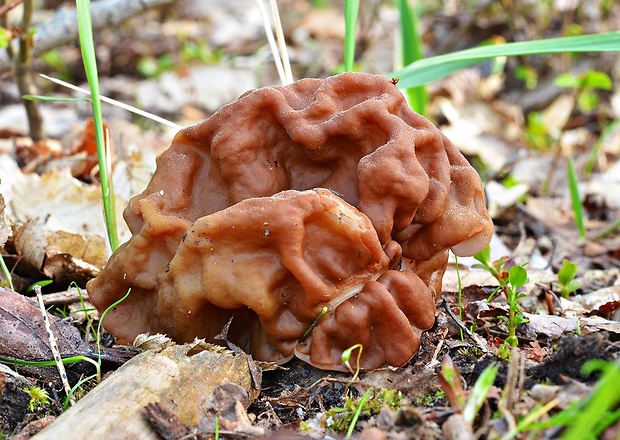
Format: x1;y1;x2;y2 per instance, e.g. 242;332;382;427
346;387;372;439
75;0;118;251
39;74;183;130
268;0;293;84
567;157;586;241
0;254;14;290
256;0;287;85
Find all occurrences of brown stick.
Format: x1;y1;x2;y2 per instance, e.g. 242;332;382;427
13;0;45;141
0;0;24;18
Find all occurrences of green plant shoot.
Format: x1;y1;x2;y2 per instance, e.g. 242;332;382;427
0;254;14;290
396;0;428;114
554;258;581;298
342;343;363;385
343;0;360;72
75;0;118;251
567;157;587;241
346;387;372;439
473;246;529;354
462;362;499;425
390;32;620;89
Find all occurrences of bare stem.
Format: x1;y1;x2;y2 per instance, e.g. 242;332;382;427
13;0;45;141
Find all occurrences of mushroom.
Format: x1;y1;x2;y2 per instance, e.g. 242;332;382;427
87;72;493;371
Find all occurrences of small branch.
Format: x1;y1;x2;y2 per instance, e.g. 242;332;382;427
0;0;24;18
34;285;73;405
14;0;45;141
442;299;491;354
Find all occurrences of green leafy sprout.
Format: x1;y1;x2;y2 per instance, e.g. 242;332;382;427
553;258;582;298
76;0;118;251
555;70;613;113
567;157;587;241
473;245;529;358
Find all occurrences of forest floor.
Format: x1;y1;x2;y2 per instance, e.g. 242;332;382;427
0;0;619;439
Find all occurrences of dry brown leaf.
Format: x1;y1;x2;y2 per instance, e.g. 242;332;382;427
0;287;96;382
14;220;103;285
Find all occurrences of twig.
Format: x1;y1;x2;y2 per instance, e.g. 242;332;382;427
34;285;73;405
430;327;449;366
442;299;491;354
40;74;183;130
0;0;24;18
12;0;45;141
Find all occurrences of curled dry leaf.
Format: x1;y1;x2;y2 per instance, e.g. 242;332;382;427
14;219;104;286
0;154;131;243
88;73;493;371
0;287;95;382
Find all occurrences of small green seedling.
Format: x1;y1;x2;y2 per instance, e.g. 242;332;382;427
342;343;363;386
473;246;529;357
553;258;581;298
417;390;446;406
567;157;587;241
436;354;466;411
555;70;613;113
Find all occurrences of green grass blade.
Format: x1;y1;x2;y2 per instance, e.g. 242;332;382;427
0;254;14;290
567;157;586;241
343;0;360;72
396;0;428;114
462;363;499;425
390;32;620;88
584;119;620;175
22;95;91;102
346;387;372;439
75;0;118;251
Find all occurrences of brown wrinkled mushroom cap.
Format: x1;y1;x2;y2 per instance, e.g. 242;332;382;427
87;72;493;371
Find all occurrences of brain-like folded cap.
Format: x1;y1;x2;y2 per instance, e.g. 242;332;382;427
87;72;493;371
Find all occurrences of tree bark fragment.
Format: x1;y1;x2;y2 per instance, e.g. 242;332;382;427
34;341;261;439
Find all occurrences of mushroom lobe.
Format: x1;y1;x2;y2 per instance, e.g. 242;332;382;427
87;72;493;371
